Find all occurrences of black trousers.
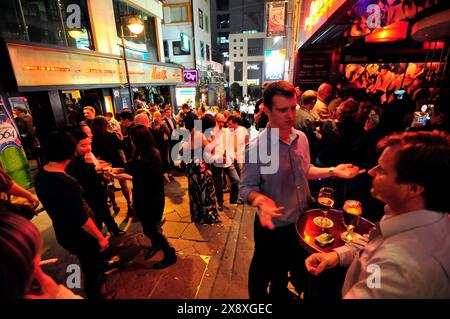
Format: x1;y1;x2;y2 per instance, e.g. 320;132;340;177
248;217;309;301
65;238;107;300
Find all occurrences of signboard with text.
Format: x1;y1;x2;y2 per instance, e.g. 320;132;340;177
183;70;198;83
266;1;287;37
6;42;183;89
264;49;286;81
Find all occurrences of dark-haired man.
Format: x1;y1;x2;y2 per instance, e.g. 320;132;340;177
181;103;198;131
239;81;364;301
34;132;115;299
306;131;450;298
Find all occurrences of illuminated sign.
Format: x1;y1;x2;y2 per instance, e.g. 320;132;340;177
181;32;190;53
267;1;287;37
305;0;335;31
184;70;198;82
6;42;183;88
299;0;345;46
264;49;286;81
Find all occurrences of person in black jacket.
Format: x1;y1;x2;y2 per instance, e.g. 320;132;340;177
66;128;125;236
117;125;177;269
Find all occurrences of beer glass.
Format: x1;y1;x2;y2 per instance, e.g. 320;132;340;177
341;200;362;242
313;187;334;228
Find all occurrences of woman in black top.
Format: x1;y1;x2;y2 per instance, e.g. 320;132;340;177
118;125;176;269
91;116;133;216
66;129;124;236
34;132;114;299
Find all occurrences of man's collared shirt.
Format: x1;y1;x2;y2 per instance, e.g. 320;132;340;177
334;207;450;298
239;127;311;227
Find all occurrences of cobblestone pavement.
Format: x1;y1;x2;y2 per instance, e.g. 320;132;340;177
34;172;256;299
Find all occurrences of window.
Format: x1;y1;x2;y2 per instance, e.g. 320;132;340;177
200;41;205;59
234;54;236;57
205;14;209;33
240;53;243;57
233;47;236;50
206;44;210;61
163;3;191;23
113;0;158;61
217;32;229;44
234;62;243;81
0;0;94;50
217;14;230;29
216;0;229;11
233;39;236;42
172;41;190;55
248;38;263;56
247;62;262;81
163;40;169;58
240;46;243;49
240;39;243;42
198;9;203;29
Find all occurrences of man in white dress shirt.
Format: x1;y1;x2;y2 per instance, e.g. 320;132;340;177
205;113;240;211
305;131;450;298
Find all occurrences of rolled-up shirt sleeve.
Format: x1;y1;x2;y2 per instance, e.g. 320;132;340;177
333;235;368;266
239;144;261;204
0;168;13;192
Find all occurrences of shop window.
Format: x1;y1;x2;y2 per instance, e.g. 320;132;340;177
113;0;158;62
1;0;94;50
172;41;190;56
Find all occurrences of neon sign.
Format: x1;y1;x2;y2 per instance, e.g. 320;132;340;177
304;0;335;31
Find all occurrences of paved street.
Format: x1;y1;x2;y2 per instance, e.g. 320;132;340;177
33;172;256;299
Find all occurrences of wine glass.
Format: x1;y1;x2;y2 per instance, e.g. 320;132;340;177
341;200;362;242
313;187;334;228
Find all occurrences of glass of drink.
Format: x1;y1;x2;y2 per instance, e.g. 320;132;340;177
341;200;362;242
313;187;334;228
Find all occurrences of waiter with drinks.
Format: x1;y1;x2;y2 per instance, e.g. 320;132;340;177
239;81;365;301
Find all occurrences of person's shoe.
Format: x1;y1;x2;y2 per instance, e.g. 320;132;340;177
153;249;177;269
144;246;161;260
218;204;224;211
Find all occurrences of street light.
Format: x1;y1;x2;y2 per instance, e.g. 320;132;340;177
118;15;144;110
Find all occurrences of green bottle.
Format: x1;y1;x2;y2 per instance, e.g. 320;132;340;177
0;115;33;189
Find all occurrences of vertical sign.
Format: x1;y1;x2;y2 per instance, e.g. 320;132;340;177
267;1;287;37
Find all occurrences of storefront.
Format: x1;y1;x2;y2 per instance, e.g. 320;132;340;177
0;40;183;140
295;0;450;96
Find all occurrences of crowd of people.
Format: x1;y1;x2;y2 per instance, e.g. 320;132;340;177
0;80;449;300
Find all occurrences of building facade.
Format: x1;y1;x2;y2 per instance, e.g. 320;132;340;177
210;0;266;64
162;0;225;107
0;0;183;140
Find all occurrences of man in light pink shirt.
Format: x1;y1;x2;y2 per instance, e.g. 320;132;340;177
305;131;450;298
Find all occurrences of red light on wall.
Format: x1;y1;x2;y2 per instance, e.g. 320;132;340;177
423;41;445;50
365;21;408;43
